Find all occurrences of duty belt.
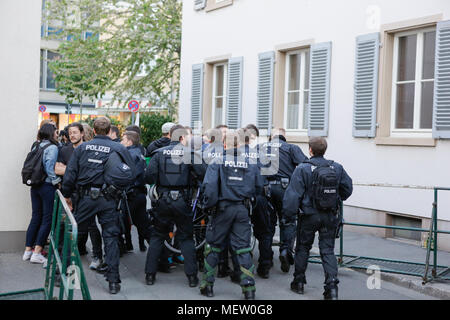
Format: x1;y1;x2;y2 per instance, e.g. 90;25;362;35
160;189;188;201
268;177;290;189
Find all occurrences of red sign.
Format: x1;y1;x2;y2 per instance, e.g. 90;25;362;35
39;105;46;113
128;100;139;113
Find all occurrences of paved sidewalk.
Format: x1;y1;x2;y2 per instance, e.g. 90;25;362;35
0;230;448;300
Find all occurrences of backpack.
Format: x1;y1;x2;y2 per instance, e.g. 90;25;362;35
307;160;339;212
104;151;134;191
21;141;52;186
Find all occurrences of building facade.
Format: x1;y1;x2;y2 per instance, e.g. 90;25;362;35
0;0;42;252
179;0;450;249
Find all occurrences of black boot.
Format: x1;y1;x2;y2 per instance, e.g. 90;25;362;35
109;282;121;294
139;235;147;252
257;265;270;279
279;249;291;273
217;263;231;278
200;285;214;297
290;281;304;294
188;275;199;287
323;286;338;300
243;288;256;300
145;273;156;285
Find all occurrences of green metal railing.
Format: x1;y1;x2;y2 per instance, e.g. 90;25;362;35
0;190;91;300
44;190;91;300
309;187;450;284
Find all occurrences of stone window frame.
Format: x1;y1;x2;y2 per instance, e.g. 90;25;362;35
205;0;233;13
375;14;443;147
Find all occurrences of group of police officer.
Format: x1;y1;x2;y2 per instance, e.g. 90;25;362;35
60;116;353;300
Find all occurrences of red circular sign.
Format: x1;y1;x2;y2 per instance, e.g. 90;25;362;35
128;100;139;113
39;105;46;113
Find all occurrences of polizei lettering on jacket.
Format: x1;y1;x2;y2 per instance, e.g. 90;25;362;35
86;145;111;153
224;161;248;168
163;149;184;156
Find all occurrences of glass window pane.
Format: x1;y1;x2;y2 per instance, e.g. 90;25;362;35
397;35;417;82
304;50;310;90
303;92;309;129
420;82;434;129
288;54;301;91
423;31;436;80
395;83;415;129
40;50;44;89
215;65;224;96
215;97;223;126
46;51;59;89
287;92;299;129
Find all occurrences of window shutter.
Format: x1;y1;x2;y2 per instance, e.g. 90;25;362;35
308;42;332;137
226;57;244;129
190;64;204;128
433;20;450;139
353;33;380;138
257;51;275;133
194;0;207;10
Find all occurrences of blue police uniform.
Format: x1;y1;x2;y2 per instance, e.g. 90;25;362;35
283;155;353;297
144;141;202;285
62;135;136;287
238;143;275;279
261;135;307;272
125;145;152;245
201;146;264;299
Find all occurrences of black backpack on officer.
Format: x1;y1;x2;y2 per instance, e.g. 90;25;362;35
21;141;52;187
307;160;339;212
104;151;134;191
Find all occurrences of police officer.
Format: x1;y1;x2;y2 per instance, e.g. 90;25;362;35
61;117;136;294
144;124;201;287
261;128;307;273
120;131;152;247
241;124;274;280
200;130;263;300
283;137;353;300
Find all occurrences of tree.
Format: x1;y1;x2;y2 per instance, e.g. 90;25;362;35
139;113;173;147
45;0;182;116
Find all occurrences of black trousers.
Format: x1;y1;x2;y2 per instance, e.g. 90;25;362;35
128;191;152;241
204;202;255;288
269;184;296;253
294;213;339;288
75;195;121;283
251;194;273;269
78;219;103;259
145;195;197;277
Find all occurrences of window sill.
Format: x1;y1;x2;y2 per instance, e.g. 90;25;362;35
205;0;233;12
374;137;436;147
286;135;309;144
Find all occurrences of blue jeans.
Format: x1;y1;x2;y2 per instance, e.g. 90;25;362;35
26;183;56;248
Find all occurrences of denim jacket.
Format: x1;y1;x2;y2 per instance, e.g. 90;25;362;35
40;140;61;185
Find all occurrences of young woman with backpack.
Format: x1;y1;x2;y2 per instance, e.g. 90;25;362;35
23;123;61;264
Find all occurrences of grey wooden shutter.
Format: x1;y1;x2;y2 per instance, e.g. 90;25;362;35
433;20;450;139
190;64;204;128
226;57;243;129
308;42;332;137
257;51;275;133
194;0;207;11
353;33;380;138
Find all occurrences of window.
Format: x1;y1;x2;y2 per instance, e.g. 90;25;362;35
212;63;227;127
284;49;310;131
390;215;422;242
40;49;61;90
390;28;436;136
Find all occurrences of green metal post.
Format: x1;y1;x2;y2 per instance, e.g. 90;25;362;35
339;203;343;265
433;188;438;277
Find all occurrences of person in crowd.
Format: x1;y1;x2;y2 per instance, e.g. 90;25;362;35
283;137;353;300
82;123;94;142
200;130;263;300
262;127;308;274
55;122;104;271
215;125;228;144
146;122;175;156
23;123;60;264
61;117;136;294
144;125;201;287
109;125;121;143
125;125;148;158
